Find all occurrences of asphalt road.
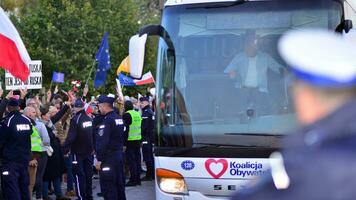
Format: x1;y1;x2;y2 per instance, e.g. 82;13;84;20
92;179;156;200
46;178;156;200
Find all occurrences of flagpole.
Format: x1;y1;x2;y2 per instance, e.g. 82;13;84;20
85;60;97;86
121;85;125;101
49;81;53;91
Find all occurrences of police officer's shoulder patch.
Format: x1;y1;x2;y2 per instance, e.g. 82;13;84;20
115;119;123;125
82;121;92;128
16;124;31;131
98;129;104;136
98;124;105;137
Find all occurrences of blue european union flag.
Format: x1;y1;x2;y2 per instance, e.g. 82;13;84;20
94;32;111;88
52;71;64;83
118;73;136;86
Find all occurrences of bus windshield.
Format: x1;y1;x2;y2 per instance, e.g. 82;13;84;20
156;0;343;149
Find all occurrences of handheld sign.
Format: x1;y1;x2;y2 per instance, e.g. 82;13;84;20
5;60;42;90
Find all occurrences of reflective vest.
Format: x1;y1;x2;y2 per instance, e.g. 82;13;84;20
126;110;142;141
31;126;42;152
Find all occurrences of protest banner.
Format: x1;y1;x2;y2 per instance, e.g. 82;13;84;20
5;60;42;90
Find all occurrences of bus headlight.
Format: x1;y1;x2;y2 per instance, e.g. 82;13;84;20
156;168;188;195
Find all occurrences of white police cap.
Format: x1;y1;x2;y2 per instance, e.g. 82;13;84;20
278;29;356;87
107;93;115;98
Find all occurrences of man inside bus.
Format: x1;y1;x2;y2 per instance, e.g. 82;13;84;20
224;30;285;115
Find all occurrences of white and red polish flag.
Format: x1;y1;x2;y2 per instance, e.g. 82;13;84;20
0;7;31;81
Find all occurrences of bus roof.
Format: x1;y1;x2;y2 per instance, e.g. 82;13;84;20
165;0;353;7
345;0;356;10
165;0;237;6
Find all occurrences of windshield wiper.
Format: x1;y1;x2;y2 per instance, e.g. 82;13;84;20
164;146;210;156
195;143;268;148
224;133;284;137
186;0;247;9
164;143;264;156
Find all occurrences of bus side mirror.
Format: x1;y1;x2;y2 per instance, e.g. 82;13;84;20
336;19;353;33
344;20;353;33
129;34;148;79
129;25;175;79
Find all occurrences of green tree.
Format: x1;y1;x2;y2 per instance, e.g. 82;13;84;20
11;0;160;97
126;0;161;97
0;0;25;11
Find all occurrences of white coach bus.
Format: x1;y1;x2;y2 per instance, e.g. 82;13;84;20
128;0;356;199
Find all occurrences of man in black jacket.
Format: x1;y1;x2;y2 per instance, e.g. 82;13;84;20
139;96;155;181
95;95;126;200
0;98;33;200
64;99;94;200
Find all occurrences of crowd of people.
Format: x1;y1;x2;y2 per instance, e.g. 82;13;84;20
0;85;155;200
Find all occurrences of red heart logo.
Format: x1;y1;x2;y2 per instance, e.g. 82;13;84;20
205;159;228;179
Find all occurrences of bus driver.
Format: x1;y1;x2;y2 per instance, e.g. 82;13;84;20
224;30;285;115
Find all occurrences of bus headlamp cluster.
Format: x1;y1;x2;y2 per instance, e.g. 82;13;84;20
156;168;188;195
158;177;188;194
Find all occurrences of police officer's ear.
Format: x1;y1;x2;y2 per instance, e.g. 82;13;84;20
292;82;322;125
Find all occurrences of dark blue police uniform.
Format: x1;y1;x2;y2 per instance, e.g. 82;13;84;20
140;98;155;180
0;99;33;200
96;96;126;200
64;100;94;200
232;100;356;200
93;113;104;148
92;113;105;197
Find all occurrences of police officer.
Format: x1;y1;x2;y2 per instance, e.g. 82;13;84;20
0;120;6;200
64;99;94;200
123;100;142;186
0;98;33;200
139;96;155;181
91;99;105;198
232;30;356;200
95;95;126;200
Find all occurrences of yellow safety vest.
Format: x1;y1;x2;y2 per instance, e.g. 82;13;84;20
126;110;142;141
31;127;42;152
